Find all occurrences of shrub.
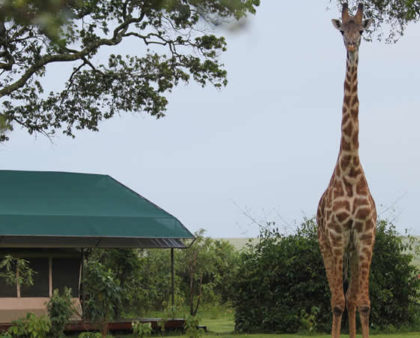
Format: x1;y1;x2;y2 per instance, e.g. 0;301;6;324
47;287;75;338
78;333;102;338
184;315;204;338
81;260;122;336
369;220;420;330
7;312;51;338
233;218;420;333
131;321;152;337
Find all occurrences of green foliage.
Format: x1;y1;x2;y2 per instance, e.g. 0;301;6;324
81;258;122;330
47;287;75;338
131;321;152;337
177;230;240;316
86;248;146;318
0;255;35;288
7;313;51;338
78;332;103;338
369;220;420;330
0;0;259;141
0;0;75;43
332;1;420;42
233;218;330;333
81;237;240;319
233;218;420;333
184;315;204;338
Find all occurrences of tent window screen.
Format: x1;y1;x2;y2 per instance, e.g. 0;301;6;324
52;258;80;297
21;258;49;297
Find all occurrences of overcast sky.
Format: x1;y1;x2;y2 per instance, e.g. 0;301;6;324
1;2;420;238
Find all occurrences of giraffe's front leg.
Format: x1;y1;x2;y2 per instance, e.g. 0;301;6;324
330;254;345;338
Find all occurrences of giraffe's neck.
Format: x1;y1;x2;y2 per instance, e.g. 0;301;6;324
338;52;360;165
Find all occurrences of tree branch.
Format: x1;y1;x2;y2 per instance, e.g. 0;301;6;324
0;12;148;98
0;36;121;98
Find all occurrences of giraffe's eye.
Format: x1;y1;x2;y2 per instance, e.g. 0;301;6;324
359;30;364;34
340;30;344;35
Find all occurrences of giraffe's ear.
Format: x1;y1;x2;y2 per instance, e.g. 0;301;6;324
332;19;342;30
362;18;373;29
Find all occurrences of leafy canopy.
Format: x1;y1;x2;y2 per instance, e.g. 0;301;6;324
0;0;259;141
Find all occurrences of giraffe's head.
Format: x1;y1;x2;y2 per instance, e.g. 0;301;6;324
332;3;372;57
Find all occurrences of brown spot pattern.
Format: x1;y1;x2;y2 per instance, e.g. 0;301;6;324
344;95;351;106
353;157;360;166
342;114;349;125
343;122;353;137
356;208;370;220
364;219;375;230
336;212;350;223
344;220;353;230
354;222;364;232
353;198;369;213
356;178;368;194
340;155;351;169
333;200;350;211
360;233;373;245
344;81;351;92
345;182;353;197
333;181;344;198
349;166;361;178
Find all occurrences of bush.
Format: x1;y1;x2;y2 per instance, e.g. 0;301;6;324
184;315;204;338
233;219;330;333
81;260;122;336
47;288;75;338
132;321;152;337
369;220;420;330
7;312;51;338
78;333;102;338
233;218;420;333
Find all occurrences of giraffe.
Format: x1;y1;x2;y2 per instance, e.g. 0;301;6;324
316;3;376;338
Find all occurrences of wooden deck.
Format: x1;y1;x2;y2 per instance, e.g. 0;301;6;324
0;318;186;334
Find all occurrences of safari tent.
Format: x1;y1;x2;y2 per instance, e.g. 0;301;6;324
0;170;194;323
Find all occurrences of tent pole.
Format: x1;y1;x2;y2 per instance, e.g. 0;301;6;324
171;248;175;309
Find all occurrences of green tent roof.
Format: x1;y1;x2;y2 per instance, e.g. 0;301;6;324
0;170;193;248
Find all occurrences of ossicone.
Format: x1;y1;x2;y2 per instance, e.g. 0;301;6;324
355;3;364;23
342;3;350;21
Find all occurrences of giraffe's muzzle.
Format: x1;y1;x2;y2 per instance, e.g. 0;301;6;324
347;44;356;52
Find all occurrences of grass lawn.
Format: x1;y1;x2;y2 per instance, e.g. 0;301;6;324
167;334;420;337
119;306;420;338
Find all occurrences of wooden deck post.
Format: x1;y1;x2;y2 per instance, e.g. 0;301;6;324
171;248;174;308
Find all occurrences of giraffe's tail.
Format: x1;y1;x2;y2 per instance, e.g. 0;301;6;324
343;251;350;294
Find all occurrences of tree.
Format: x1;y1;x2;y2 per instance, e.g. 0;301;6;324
0;255;35;290
176;230;239;316
177;229;218;316
0;0;259;141
331;1;420;42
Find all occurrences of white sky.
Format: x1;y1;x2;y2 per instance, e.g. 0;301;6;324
1;2;420;237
